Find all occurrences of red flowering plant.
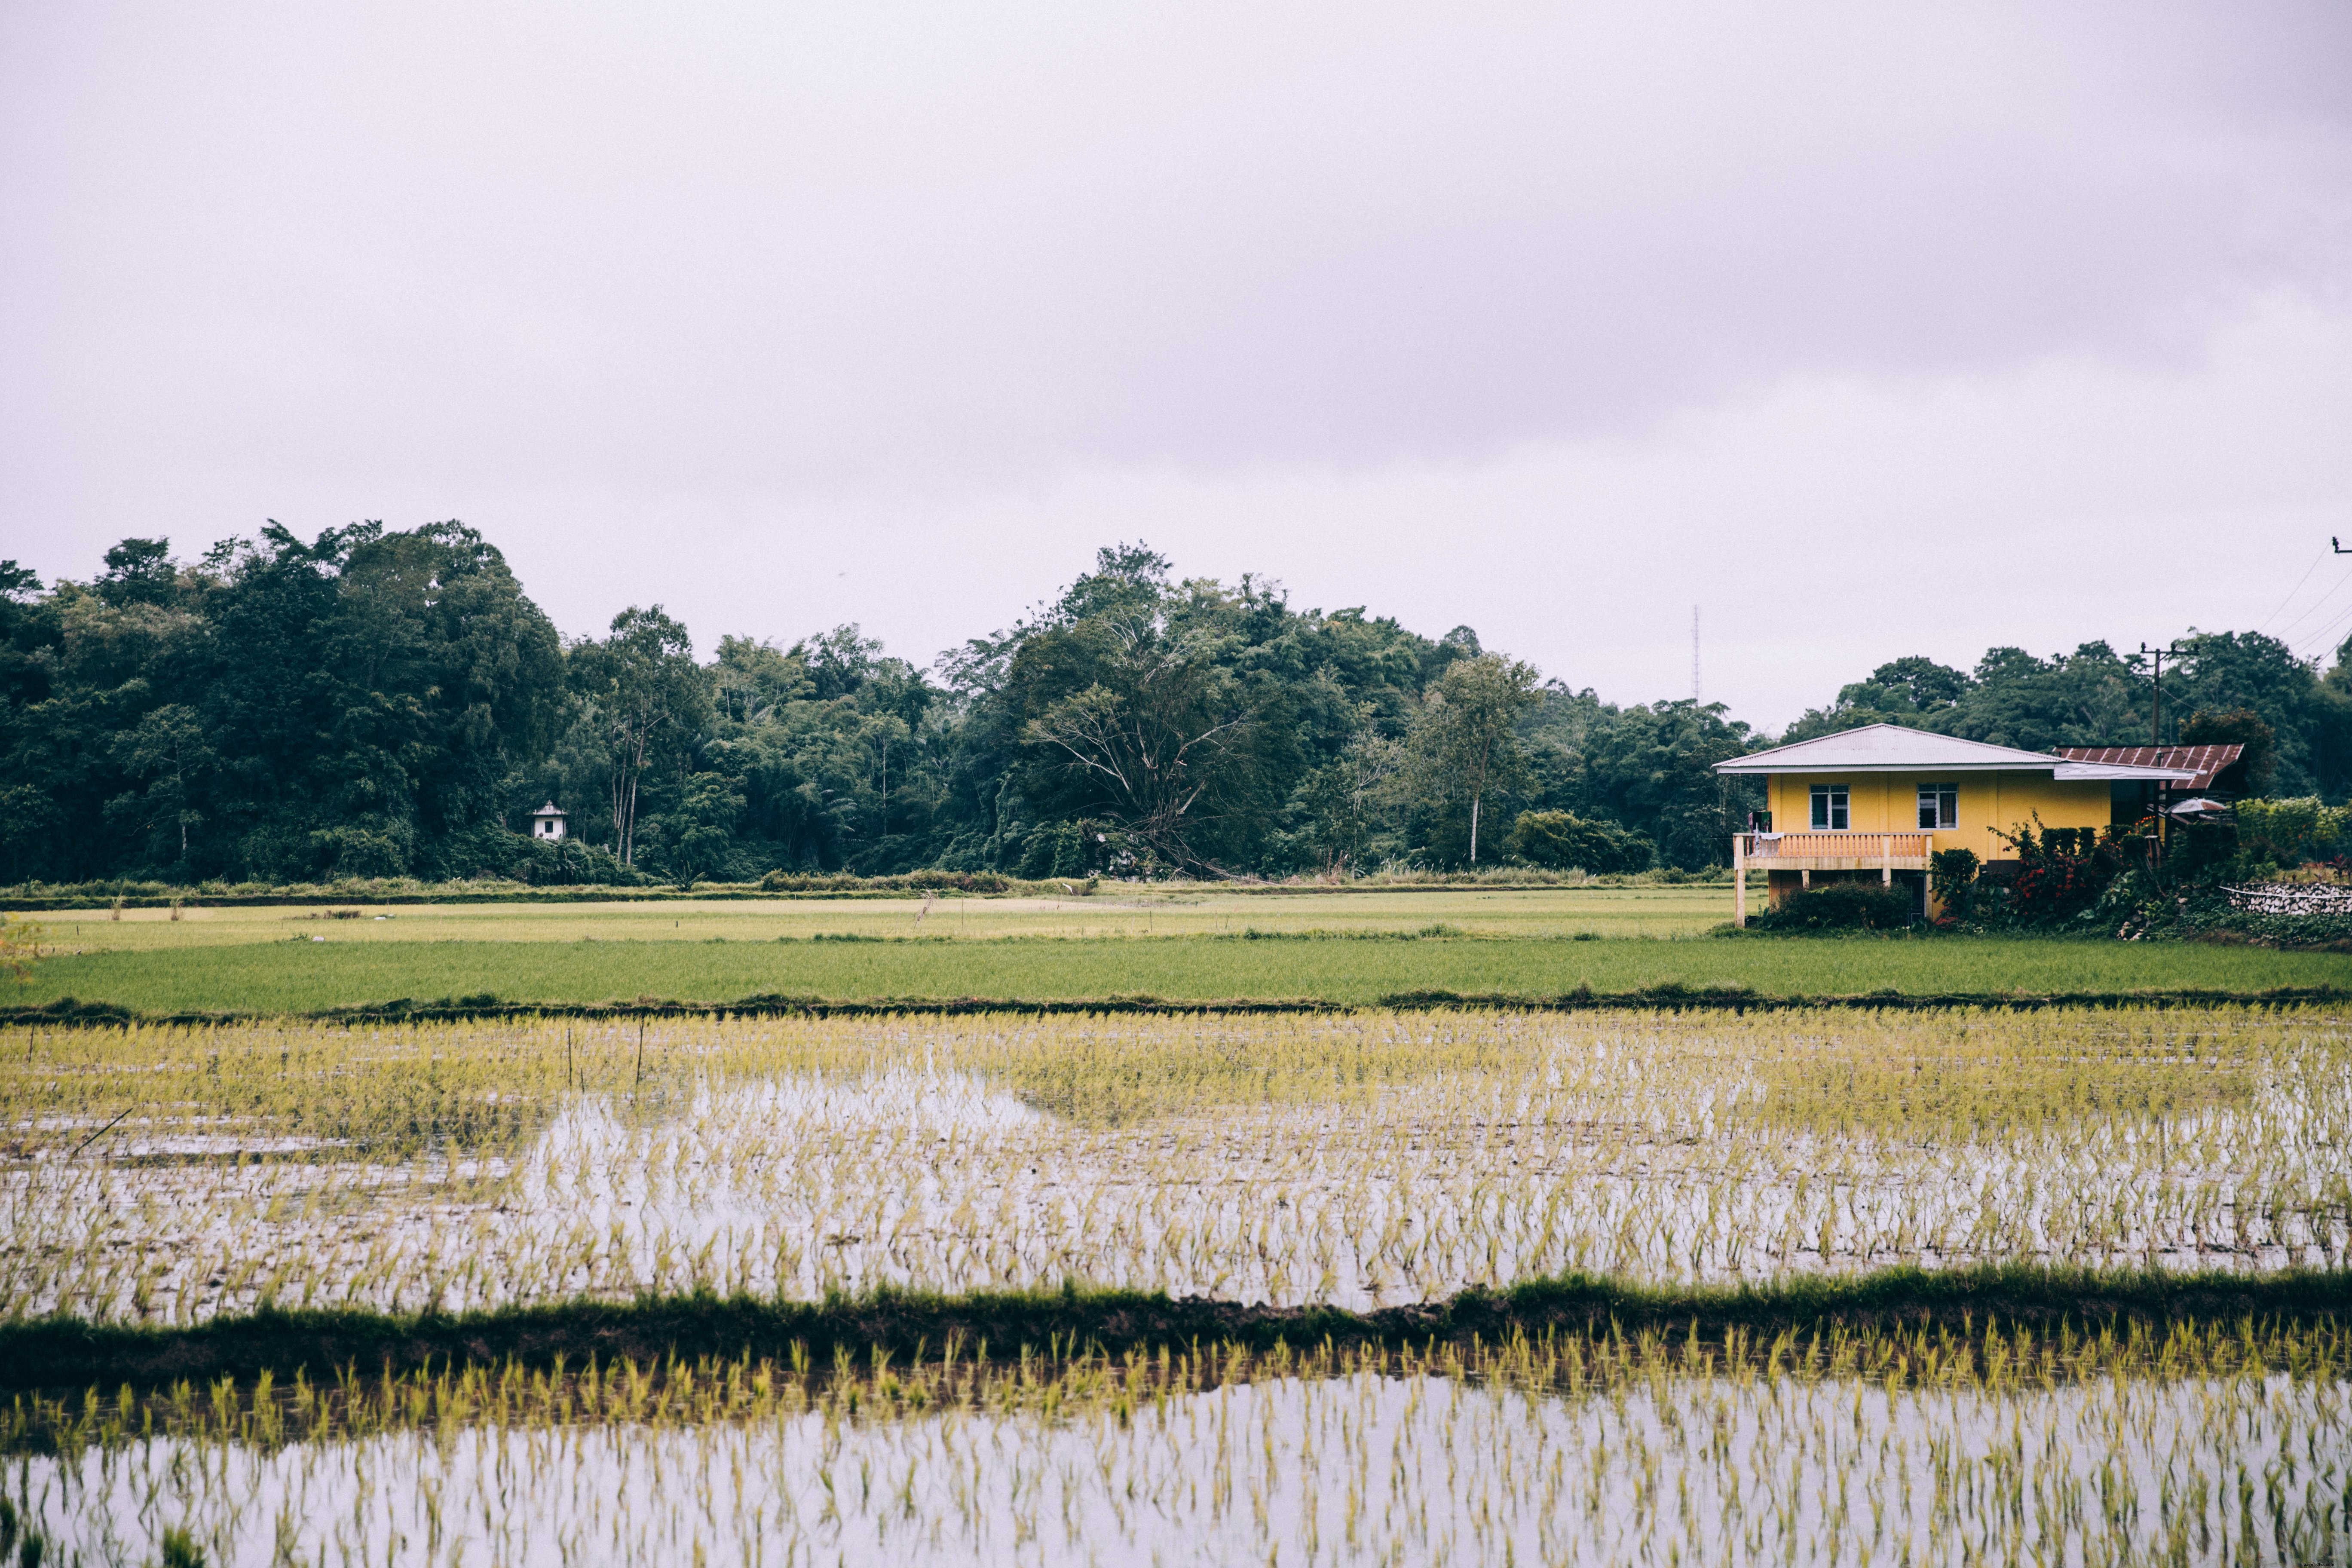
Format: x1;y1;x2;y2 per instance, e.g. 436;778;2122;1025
1984;816;2136;927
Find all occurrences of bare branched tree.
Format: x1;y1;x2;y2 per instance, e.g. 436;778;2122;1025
1019;610;1268;870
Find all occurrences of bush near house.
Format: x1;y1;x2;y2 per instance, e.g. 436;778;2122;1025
1927;807;2350;949
1975;820;2143;927
2233;798;2352;873
1749;879;1916;932
1927;848;1979;919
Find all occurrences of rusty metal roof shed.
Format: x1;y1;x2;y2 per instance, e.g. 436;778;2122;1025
2055;744;2245;792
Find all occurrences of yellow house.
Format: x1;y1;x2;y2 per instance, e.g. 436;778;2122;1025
1712;724;2196;923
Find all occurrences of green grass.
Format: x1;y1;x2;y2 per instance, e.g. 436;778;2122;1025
23;886;1734;950
17;928;2352;1014
18;889;2347;1014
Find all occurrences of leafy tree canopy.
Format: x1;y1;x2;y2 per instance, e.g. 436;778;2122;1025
9;524;2349;886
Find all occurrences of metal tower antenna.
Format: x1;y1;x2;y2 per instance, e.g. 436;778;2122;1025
1691;604;1701;703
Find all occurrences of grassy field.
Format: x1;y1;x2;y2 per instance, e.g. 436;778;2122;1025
12;888;2352;1012
22;933;2352;1013
27;885;1735;948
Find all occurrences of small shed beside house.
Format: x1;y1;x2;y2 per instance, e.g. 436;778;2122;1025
527;801;569;841
2053;744;2248;821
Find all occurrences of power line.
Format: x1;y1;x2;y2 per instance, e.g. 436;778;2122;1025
2282;537;2352;662
2271;561;2352;643
2254;547;2327;634
2297;595;2352;663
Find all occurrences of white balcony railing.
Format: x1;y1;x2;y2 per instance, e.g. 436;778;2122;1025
1740;831;1932;865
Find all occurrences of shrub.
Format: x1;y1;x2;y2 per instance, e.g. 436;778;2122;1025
1751;879;1916;932
1506;812;1655;874
308;825;411;880
757;869;1013;894
1012;820;1116;880
1928;847;1978;915
429;826;643;887
2233;798;2346;869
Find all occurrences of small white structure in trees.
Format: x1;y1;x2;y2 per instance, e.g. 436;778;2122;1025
527;801;569;841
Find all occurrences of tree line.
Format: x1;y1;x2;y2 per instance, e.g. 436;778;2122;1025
3;524;2346;886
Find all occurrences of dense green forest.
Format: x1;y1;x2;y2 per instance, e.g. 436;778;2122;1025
3;523;2348;886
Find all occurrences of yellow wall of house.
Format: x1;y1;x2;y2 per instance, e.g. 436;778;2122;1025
1762;771;2110;860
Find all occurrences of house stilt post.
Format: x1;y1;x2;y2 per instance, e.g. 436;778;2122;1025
1732;834;1746;928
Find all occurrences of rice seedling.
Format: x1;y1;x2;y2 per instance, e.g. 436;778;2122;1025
5;1318;2345;1564
5;1004;2347;1562
3;1006;2346;1326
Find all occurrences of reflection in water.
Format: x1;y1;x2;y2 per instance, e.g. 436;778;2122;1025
17;1355;2348;1566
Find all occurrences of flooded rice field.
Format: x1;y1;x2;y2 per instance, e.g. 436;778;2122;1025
3;1008;2347;1322
3;1007;2348;1563
7;1326;2349;1566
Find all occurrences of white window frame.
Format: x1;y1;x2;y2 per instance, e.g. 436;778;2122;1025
1917;782;1958;830
1809;784;1849;831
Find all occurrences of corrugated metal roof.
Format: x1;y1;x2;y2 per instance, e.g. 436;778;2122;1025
1716;723;2200;778
1715;724;2058;774
2055;745;2245;791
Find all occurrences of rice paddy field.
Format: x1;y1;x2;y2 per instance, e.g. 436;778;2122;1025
4;1002;2351;1562
12;888;2352;1014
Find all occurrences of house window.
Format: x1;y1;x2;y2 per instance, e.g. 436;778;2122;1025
1917;783;1958;830
1809;784;1848;831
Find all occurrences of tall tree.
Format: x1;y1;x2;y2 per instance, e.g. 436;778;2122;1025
571;606;707;867
1283;713;1407;875
993;545;1302;873
1015;612;1277;870
1411;654;1538;864
109;703;213;864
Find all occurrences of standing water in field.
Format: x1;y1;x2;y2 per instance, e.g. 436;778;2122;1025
6;1328;2347;1566
3;1008;2347;1322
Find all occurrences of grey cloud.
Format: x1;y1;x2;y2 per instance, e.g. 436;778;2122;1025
4;0;2346;511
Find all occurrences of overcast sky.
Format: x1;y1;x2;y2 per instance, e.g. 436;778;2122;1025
3;2;2348;730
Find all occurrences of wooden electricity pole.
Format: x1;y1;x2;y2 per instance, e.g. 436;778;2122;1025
2140;640;2191;749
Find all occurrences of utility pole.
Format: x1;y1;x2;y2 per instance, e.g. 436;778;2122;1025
2140;638;2193;864
2140;640;2191;749
1691;605;1701;704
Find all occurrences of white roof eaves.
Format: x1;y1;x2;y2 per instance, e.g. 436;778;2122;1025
1716;758;2057;775
2052;762;2201;782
